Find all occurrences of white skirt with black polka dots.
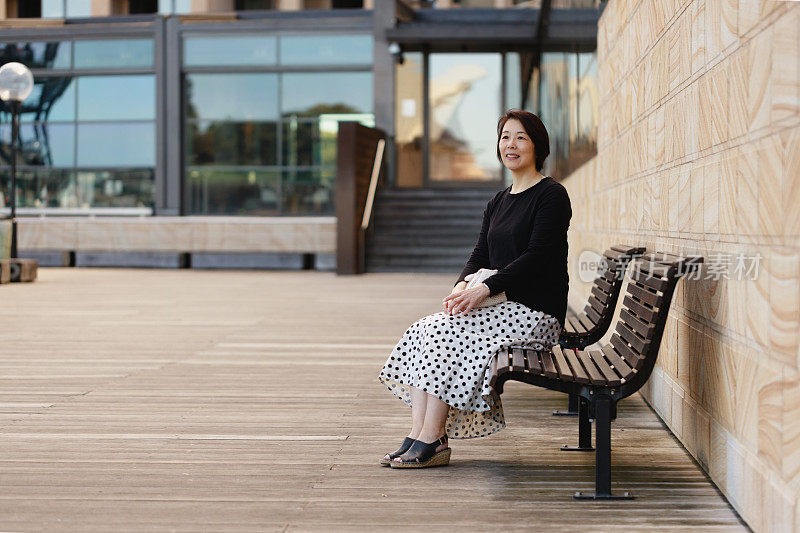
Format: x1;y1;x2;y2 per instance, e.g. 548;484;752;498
378;301;561;439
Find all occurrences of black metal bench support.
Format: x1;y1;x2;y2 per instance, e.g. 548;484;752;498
561;397;593;451
552;393;579;416
574;395;634;500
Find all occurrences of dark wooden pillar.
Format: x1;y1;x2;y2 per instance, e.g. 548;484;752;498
335;122;386;275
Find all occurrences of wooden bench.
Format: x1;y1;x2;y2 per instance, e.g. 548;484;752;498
491;252;703;499
555;245;645;417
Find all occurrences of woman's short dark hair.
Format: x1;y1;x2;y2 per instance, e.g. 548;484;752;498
496;110;550;172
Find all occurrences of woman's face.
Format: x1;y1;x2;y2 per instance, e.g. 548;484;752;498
498;118;535;172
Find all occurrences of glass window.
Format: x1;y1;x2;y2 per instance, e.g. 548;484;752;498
282;118;338;168
505;52;521;110
74;39;154;69
159;0;191;13
184;36;277;67
42;0;65;18
0;168;153;209
65;0;92;17
77;122;156;167
281;72;372;116
0;169;75;208
281;168;334;215
428;53;502;183
0;42;71;70
0;123;75;167
279;35;372;66
15;77;76;123
74;169;154;208
185;73;279;121
539;52;570;176
186;121;278;166
577;51;598;148
77;75;155;121
187;169;280;215
395;51;423;187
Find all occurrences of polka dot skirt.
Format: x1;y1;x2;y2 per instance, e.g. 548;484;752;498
379;301;561;439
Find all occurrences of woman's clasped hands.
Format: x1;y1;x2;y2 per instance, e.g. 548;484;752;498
442;282;490;316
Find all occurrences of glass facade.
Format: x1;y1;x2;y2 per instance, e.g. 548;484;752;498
397;52;526;187
42;0;93;18
0;13;597;216
184;36;277;67
158;0;192;14
528;51;598;177
184;34;373;216
0;40;156;212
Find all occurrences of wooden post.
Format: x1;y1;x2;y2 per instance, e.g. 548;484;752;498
335;122;385;275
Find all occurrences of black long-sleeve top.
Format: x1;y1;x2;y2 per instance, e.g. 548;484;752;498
456;177;572;326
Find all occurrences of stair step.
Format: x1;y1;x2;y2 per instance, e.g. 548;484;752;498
366;187;495;273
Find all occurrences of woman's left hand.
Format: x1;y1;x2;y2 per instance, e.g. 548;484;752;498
442;284;491;316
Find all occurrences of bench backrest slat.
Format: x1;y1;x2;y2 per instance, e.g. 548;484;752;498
611;253;703;397
560;245;646;349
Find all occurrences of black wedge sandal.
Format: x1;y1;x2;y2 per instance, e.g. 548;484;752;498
380;437;415;466
389;436;450;469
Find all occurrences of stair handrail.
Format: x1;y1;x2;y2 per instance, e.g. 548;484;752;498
360;138;385;231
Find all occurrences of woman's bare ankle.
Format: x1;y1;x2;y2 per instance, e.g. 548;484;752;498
416;430;447;451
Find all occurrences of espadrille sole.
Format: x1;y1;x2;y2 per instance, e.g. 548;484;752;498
389;448;451;469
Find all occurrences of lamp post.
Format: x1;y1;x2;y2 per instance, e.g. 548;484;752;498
0;62;34;260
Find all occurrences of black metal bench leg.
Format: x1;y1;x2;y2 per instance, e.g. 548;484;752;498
574;396;634;500
561;397;594;451
553;393;579;416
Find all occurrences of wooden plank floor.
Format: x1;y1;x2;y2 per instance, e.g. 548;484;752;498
0;269;746;532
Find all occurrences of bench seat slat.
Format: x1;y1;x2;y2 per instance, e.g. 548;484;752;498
620;308;655;338
525;350;542;375
568;315;588;333
601;344;633;379
551;346;574;382
577;313;596;331
627;281;663;307
539;350;559;379
580;351;607;385
588;349;621;386
562;347;591;384
497;348;511;373
623;295;658;323
512;347;525;371
610;333;645;370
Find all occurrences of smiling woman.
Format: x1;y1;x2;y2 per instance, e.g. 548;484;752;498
378;109;571;469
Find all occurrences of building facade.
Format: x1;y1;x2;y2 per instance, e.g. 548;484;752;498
0;0;600;267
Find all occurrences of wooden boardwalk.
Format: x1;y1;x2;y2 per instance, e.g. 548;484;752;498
0;269;745;531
